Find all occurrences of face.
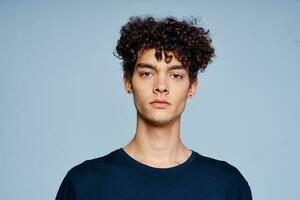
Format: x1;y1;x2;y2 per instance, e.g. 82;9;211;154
123;48;198;126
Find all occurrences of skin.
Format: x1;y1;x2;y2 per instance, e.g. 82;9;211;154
123;48;199;168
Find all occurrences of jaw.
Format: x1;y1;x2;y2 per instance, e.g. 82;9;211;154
136;105;183;128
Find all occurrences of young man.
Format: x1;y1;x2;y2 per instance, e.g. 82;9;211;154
55;16;252;200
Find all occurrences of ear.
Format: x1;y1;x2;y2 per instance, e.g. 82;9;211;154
187;78;199;98
123;73;133;93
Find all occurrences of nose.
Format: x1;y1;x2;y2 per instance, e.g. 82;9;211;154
153;79;169;95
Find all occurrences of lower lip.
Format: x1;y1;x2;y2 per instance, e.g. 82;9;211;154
151;102;170;108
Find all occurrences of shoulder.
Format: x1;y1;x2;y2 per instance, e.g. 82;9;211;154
65;150;118;184
193;152;251;191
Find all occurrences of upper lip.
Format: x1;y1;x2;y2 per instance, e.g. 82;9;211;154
150;99;170;104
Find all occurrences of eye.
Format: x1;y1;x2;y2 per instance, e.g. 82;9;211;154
171;74;183;80
140;72;153;78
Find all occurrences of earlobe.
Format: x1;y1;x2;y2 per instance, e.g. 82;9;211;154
123;73;133;93
188;78;199;96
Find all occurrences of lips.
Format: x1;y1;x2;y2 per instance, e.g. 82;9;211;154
150;99;170;104
150;99;170;108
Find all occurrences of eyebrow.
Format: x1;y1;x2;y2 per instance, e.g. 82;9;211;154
135;63;187;71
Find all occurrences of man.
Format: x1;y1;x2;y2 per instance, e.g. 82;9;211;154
55;16;252;200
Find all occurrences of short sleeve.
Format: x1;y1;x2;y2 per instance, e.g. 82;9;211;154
225;162;253;200
237;179;253;200
55;172;75;200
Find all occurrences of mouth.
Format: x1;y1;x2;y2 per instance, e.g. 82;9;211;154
150;100;170;109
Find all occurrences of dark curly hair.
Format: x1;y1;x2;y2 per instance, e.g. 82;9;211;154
115;16;215;82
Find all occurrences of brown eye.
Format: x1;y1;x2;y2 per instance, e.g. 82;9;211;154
172;74;183;79
141;72;153;77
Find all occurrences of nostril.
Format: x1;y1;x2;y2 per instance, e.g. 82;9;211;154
154;85;169;94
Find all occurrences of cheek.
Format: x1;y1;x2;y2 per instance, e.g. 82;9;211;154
171;84;189;98
173;86;190;108
131;82;151;107
132;78;153;95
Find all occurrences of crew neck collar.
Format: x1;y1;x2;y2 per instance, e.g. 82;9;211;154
117;147;196;174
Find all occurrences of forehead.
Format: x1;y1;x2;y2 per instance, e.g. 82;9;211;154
136;48;183;66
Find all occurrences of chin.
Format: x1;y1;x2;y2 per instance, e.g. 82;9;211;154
142;113;180;126
146;118;173;127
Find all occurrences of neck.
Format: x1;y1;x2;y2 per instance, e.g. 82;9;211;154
123;112;191;168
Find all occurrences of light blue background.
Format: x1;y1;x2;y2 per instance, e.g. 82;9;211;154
1;0;299;199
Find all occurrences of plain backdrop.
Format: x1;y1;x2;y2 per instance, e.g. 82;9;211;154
1;0;299;199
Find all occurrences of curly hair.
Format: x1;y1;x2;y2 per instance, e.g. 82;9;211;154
115;16;215;82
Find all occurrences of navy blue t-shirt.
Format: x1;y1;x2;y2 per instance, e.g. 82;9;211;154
55;148;252;200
